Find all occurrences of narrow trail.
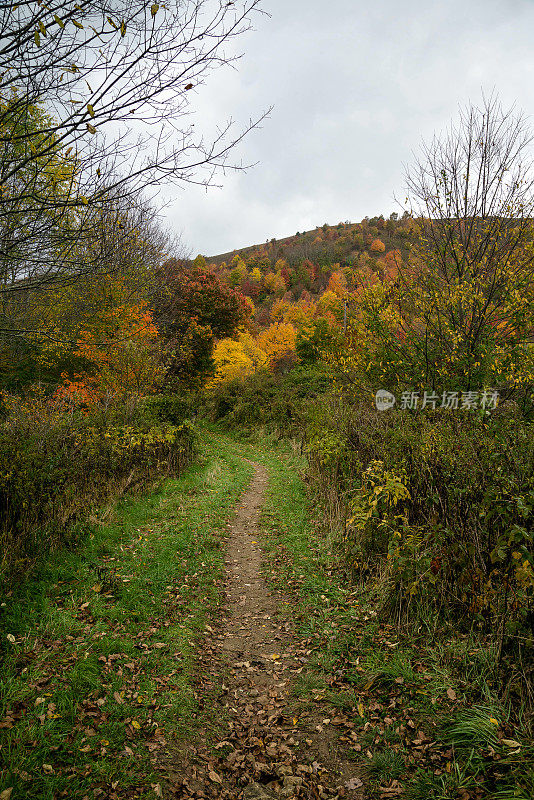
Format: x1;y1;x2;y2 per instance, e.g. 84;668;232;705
169;462;364;800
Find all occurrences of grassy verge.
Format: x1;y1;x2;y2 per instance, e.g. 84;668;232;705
0;432;252;800
234;434;534;800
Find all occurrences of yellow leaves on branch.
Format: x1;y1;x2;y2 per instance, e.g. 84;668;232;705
263;271;286;295
317;289;341;318
209;321;298;388
327;270;347;297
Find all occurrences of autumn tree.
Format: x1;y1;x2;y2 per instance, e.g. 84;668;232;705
350;97;534;397
208;331;267;387
0;98;77;292
153;260;250;386
398;96;534;394
0;196;170;387
263;271;286;295
296;318;341;364
65;299;164;407
230;259;248;288
369;238;386;253
257;322;297;372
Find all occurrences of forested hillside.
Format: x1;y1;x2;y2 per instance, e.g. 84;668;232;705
207;214;410;319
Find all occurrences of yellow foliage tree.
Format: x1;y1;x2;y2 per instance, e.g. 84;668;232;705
317;289;342;318
263;271;286;295
327;270;347;297
230;258;248;287
208;331;267;387
270;298;292;323
270;298;314;329
257;322;297;370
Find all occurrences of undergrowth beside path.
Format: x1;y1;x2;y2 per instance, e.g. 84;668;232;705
0;434;252;800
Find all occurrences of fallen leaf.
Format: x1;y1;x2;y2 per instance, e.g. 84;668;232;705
0;789;13;800
345;777;363;789
379;780;404;796
446;688;457;701
208;770;222;784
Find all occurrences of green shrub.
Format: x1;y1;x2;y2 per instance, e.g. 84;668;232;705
202;364;332;437
141;392;196;425
0;397;196;585
304;396;534;688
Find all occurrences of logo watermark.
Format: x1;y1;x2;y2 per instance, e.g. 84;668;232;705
375;389;396;411
375;389;499;411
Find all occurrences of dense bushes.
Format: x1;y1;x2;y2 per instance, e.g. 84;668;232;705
141;392;197;425
203;365;332;436
0;395;196;584
305;396;534;694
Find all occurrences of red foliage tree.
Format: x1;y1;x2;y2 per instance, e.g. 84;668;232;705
280;265;292;288
153;260;250;386
240;278;261;299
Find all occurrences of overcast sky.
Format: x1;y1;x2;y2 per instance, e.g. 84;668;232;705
161;0;534;257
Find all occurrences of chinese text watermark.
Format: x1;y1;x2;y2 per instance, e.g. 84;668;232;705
375;389;499;411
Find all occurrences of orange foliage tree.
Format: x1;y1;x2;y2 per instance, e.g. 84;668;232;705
56;301;164;409
370;238;386;252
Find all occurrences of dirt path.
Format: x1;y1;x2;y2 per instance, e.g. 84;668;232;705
168;463;363;800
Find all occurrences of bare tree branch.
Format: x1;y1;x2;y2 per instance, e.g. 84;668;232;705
0;0;269;304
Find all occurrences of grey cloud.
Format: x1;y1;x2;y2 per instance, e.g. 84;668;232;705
161;0;534;256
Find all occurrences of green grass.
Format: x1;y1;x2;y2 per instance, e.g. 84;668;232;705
364;749;405;782
0;432;252;800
